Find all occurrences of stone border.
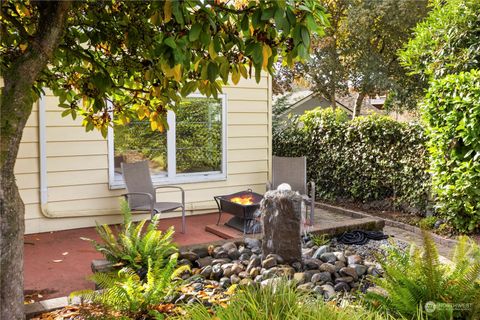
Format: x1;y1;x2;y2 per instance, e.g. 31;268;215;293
316;202;459;249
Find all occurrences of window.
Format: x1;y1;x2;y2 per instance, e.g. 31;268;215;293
108;94;227;188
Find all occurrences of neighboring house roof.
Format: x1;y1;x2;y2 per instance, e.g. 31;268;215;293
275;90;418;122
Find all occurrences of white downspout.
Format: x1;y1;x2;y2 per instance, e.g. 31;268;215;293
38;95;118;218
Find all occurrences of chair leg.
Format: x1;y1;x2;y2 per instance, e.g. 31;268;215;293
181;206;186;234
310;200;315;225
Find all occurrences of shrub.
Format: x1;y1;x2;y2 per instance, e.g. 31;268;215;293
366;232;480;319
423;70;480;232
273;108;430;211
84;200;177;271
418;216;437;230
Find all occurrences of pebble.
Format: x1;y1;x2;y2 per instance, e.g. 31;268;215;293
319;263;336;274
334;276;354;284
293;272;306;284
311;271;332;284
321;284;336;299
347;254;362;265
261;256;277;269
319;252;337;264
244;238;261;249
196;256;214;268
228;249;240;260
246;256;261;272
179;251;199;262
297;283;314;292
351;264;368;276
334;282;350;292
222;242;237;252
339;267;358;280
200;265;212;278
312;245;330;259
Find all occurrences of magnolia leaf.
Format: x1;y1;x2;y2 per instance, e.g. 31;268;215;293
239;64;248;78
208;41;217;59
189;23;202;41
163;0;172;23
231;67;240;85
262;44;272;70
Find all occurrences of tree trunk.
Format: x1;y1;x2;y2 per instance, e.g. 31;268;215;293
353;92;366;118
0;3;70;318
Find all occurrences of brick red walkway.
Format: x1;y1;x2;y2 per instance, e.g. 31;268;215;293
24;213;232;301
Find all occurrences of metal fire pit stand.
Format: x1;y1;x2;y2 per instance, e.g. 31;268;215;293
214;189;263;234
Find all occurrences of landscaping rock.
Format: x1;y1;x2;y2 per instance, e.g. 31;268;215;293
333;252;346;262
227;248;240;260
197;256;214;268
334;282;350;292
179;251;199;262
231;263;244;274
212;258;231;265
351;264;368;276
319;252;337;264
192;246;210;258
304;258;321;270
339;267;358;280
319;263;336;274
321;284;336;299
293;272;306;284
222;242;237;252
230;274;240;284
240;278;254;286
311;272;332;284
297;283;314;292
334;276;354;284
244;238;261;249
246;256;261;272
347;254;362;265
312;245;330;259
211;264;223;280
262;256;277;269
334;261;346;271
200;266;212;278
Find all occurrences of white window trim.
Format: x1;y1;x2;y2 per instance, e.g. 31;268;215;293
108;93;228;189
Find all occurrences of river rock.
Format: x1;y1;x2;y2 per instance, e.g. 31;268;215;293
262;256;277;269
228;248;240;260
200;265;212;278
211;264;223;280
244;238;261;249
313;285;324;295
339;267;358;280
319;252;337;264
219;277;231;288
351;264;368;276
249;267;261;278
333;252;346;262
334;261;346;272
293;272;306;284
297;283;314;292
312;245;330;259
304;258;321;270
319;263;336;274
321;284;336;299
238;271;249;279
292;261;303;272
223;267;233;278
277;266;295;278
302;248;315;258
247;256;261;272
334;282;350;292
179;251;199;262
347;254;362;265
222;242;237;251
231;263;244;274
197;256;214;268
212;258;231;265
240;278;254;286
192;246;209;258
230;274;240;284
213;248;229;259
266;253;284;264
311;271;332;284
239;253;251;261
334;276;354;284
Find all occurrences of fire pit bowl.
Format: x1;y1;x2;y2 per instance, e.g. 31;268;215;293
214;189;263;234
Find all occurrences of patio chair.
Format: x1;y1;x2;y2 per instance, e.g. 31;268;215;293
121;161;186;233
268;156;316;225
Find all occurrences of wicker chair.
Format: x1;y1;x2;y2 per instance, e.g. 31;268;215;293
121;161;186;233
268;156;316;225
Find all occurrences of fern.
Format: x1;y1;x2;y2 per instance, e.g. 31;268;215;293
71;253;188;317
366;231;480;319
83;200;177;271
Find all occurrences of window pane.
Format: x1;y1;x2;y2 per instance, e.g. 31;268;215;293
176;97;223;174
114;120;167;177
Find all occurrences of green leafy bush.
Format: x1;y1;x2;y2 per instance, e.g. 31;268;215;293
366;232;480;319
423;70;480;232
177;279;390;320
273;108;430;211
85;200;177;271
72;255;188;319
418;216;437;230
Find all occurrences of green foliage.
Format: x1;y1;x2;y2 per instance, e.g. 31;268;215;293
176;279;390;320
310;233;330;247
273;108;430;210
418;216;437;230
366;232;480;319
1;0;328;136
422;70;480;232
400;0;480;82
72;254;188;318
86;200;177;271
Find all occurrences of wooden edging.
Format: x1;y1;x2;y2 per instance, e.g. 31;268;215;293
316;202;460;249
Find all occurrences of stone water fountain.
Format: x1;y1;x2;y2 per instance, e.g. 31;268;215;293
260;189;303;263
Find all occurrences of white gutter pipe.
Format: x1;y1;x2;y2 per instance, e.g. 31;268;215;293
38;95;117;218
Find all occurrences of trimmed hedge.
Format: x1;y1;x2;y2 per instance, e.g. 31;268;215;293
423;70;480;232
273;108;430;211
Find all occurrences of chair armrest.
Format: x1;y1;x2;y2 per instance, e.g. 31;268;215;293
154;186;185;205
122;192;154;213
307;181;316;201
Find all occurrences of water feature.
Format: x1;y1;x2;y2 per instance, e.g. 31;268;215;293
260;188;303;263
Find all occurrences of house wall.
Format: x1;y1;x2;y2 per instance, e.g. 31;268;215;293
16;75;272;234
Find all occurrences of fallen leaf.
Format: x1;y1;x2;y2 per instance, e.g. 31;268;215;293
52;259;63;263
62;252;69;256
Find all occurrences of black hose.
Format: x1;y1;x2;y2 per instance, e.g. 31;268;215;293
337;230;389;245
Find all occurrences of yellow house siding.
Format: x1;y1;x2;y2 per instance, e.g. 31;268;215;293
18;76;272;234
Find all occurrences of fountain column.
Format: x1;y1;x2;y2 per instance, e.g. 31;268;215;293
260;190;303;263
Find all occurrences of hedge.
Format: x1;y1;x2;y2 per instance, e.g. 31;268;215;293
273;108;430;211
423;70;480;232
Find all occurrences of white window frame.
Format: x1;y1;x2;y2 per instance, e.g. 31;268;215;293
108;93;227;189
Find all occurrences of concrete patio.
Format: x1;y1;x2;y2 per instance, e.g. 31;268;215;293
24;207;383;302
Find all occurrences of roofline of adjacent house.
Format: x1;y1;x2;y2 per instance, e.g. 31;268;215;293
278;91;353;119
